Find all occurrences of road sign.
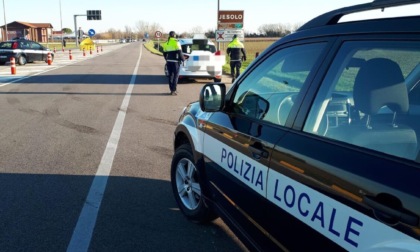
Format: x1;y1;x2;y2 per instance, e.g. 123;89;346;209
155;31;162;38
88;29;96;37
218;10;244;30
218;10;244;23
87;10;102;20
215;29;244;42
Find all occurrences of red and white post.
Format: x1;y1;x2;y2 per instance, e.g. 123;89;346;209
10;57;16;75
47;52;52;65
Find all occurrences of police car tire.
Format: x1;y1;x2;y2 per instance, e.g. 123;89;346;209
171;144;217;223
17;55;27;65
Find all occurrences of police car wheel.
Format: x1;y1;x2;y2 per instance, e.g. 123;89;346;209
171;144;217;223
17;55;27;66
17;55;27;65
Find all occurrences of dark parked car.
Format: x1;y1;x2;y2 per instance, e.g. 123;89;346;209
0;39;54;65
170;0;420;251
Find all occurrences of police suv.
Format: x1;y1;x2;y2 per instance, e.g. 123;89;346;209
170;0;420;251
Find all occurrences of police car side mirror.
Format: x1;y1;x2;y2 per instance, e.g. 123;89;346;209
199;83;226;112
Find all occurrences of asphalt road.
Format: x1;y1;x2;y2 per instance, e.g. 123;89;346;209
0;42;244;251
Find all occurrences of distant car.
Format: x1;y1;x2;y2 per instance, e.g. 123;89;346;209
164;35;225;82
0;39;54;65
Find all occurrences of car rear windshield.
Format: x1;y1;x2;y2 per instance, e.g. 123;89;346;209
0;42;13;49
181;43;216;54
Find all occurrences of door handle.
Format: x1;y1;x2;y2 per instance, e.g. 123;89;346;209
248;145;269;159
363;195;419;226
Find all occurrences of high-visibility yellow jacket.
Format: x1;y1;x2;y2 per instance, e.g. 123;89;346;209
163;37;184;63
227;38;246;62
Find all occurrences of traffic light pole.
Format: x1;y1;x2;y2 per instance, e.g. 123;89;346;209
74;14;86;46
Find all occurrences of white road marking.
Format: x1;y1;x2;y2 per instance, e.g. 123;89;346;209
0;43;129;87
66;45;142;252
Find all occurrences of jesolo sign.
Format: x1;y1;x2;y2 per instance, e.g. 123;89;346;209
218;10;244;29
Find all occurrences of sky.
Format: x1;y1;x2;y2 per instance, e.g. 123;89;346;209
1;0;419;35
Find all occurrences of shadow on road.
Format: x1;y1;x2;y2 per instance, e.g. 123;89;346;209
0;173;246;251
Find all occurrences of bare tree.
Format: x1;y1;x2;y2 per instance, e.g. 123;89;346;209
106;28;118;39
124;25;133;39
149;22;163;35
257;23;299;37
134;20;151;38
190;26;204;35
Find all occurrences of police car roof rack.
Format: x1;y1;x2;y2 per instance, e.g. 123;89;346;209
297;0;420;31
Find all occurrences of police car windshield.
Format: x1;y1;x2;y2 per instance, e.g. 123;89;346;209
181;42;216;54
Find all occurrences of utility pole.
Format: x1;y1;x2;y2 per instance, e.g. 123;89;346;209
74;14;86;46
59;0;63;48
2;0;7;40
217;0;220;51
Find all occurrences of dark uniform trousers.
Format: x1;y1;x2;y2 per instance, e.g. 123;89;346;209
167;61;180;92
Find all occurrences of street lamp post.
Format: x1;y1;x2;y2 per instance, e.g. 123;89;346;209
217;0;220;50
2;0;7;41
59;0;63;48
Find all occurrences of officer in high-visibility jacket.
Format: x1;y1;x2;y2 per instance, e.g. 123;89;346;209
163;31;184;95
227;35;246;83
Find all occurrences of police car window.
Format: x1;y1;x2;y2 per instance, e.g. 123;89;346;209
0;42;11;49
31;42;42;50
304;41;420;161
232;43;326;126
181;42;216;54
21;42;30;49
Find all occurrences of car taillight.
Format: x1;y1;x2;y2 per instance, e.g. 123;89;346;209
12;42;18;49
215;50;221;55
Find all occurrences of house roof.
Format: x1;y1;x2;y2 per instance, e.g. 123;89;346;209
0;21;53;29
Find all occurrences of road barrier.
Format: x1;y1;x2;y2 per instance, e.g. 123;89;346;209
69;50;73;60
83;48;86;57
10;57;16;75
47;52;52;65
90;47;92;55
54;47;56;53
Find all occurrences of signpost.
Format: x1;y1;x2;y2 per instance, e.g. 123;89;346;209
155;31;162;52
74;9;102;46
215;29;244;42
218;10;244;30
88;29;96;37
217;10;244;49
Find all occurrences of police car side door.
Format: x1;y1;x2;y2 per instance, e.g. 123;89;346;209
29;42;44;61
202;41;330;250
267;36;420;251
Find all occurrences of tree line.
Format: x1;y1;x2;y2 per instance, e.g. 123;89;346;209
60;21;302;40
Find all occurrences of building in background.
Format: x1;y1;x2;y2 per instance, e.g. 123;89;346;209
0;21;53;42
